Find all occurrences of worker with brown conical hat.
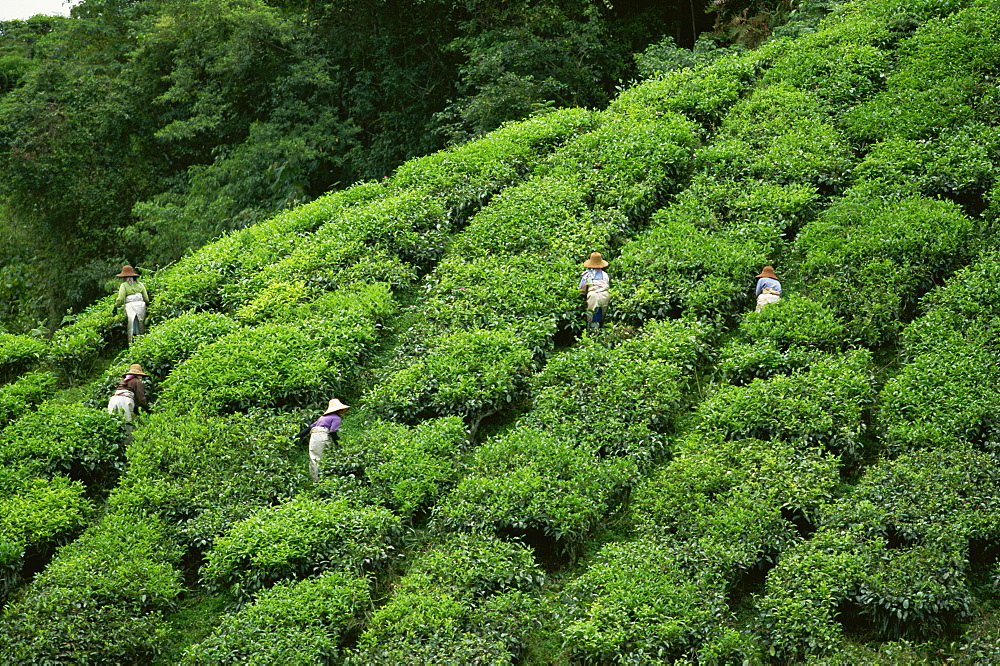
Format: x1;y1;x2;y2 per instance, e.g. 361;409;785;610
115;265;150;345
755;265;781;312
307;398;350;481
580;252;611;332
107;364;149;433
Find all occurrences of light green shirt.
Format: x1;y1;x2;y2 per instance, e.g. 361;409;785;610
116;280;150;307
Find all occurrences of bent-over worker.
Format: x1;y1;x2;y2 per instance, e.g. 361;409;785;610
755;265;782;312
107;364;149;432
115;265;150;345
308;398;349;482
580;252;611;332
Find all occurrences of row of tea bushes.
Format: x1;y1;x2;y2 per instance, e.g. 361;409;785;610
0;334;45;384
0;512;183;664
0;370;57;429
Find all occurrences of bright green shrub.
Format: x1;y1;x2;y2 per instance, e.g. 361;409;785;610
525;319;709;460
795;195;977;344
366;329;533;424
0;370;58;429
201;496;400;602
632;435;838;574
762;40;889;112
109;410;302;549
159;285;393;414
850;126;998;201
560;539;735;663
351;533;544;664
328;417;467;516
180;571;370;665
388;107;597;221
436;428;637;547
0;333;45;384
842;1;1000;143
609;55;756;129
420;255;575;346
47;298;120;380
0;476;92;602
539;113;699;217
613;204;772;322
702;85;851;188
696;350;874;459
0;402;126;491
0;512;183;664
759;445;998;657
718;295;845;383
451;176;623;262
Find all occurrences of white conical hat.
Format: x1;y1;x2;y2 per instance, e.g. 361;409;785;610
324;398;350;414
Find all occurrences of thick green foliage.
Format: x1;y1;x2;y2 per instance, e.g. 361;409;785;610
0;370;58;429
351;533;544;664
633;435;838;575
327;417;467;516
366;329;533;424
0;401;126;491
525;319;708;460
47;298;120;380
560;540;744;663
180;571;370;665
109;410;302;550
436;428;636;547
0;333;44;384
795;195;977;344
759;445;1000;657
201;496;400;602
696;350;874;459
0;512;183;664
719;295;845;383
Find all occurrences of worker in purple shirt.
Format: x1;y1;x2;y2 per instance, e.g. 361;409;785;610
308;398;350;481
755;265;782;312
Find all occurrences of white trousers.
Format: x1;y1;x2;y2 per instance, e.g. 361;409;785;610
756;292;781;312
309;428;330;481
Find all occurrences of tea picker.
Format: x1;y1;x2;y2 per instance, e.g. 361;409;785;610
580;252;611;332
306;398;350;482
755;265;782;312
115;265;151;345
107;364;149;435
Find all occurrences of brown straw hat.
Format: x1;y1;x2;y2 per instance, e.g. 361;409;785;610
116;265;140;278
125;363;148;376
323;398;351;415
582;252;609;269
756;266;778;279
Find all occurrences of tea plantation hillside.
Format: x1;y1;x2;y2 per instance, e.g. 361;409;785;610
5;0;1000;662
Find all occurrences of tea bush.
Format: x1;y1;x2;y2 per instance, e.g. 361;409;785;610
695;350;874;459
632;435;838;576
0;370;58;429
351;533;544;664
388;107;597;221
794;195;976;344
419;255;575;346
0;333;45;384
201;495;400;602
524;319;709;460
0;402;126;492
0;511;183;664
328;416;467;516
613;204;772;323
538;113;699;218
108;410;302;549
47;298;120;380
702;85;851;189
0;475;92;603
559;539;736;663
180;570;370;665
718;295;846;383
365;329;533;425
759;444;1000;657
436;427;637;548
